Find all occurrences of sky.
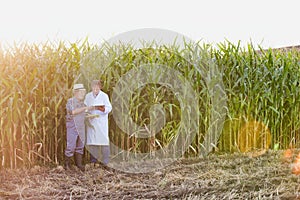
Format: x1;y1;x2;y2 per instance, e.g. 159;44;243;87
0;0;299;49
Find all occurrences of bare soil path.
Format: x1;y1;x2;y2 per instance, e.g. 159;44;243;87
1;150;300;199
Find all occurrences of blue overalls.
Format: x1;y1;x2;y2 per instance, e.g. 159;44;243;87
65;97;86;157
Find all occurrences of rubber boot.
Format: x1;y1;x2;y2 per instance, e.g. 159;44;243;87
64;156;71;170
75;153;85;172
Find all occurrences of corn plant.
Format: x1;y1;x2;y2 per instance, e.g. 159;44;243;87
0;40;299;169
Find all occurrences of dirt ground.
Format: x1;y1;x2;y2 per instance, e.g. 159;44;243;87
1;150;300;200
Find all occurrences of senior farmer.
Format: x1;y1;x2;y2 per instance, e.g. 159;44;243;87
65;83;92;171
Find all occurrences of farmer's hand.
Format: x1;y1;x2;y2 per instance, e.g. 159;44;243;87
87;106;94;111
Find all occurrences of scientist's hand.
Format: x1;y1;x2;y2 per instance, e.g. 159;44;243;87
95;105;105;112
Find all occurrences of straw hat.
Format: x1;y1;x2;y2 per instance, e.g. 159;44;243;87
73;83;85;90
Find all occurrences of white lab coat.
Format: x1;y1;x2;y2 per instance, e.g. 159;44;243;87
84;91;112;145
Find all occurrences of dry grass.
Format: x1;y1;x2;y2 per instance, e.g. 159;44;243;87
1;150;300;199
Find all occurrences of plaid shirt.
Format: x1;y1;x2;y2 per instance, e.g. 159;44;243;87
66;97;86;134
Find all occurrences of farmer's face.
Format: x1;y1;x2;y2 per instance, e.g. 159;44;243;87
74;89;86;101
92;85;100;96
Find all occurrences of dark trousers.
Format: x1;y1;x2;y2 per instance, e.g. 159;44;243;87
88;145;110;165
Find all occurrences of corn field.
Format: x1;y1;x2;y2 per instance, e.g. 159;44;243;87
0;40;299;169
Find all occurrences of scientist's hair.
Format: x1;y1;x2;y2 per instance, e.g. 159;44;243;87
91;80;102;88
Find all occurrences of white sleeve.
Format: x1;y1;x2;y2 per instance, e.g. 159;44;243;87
103;93;112;114
84;93;91;106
